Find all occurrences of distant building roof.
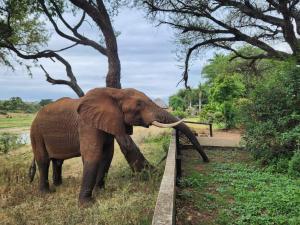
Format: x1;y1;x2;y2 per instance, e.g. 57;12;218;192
153;98;168;109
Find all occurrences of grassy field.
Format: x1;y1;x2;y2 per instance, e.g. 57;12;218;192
0;126;169;225
0;113;35;131
176;149;300;225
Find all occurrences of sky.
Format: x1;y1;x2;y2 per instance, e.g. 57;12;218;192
0;7;212;102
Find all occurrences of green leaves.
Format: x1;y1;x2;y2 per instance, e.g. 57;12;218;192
243;63;300;168
0;132;25;154
213;163;300;225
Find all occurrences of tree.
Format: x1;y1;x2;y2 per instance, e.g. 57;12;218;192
209;73;245;128
0;0;151;172
169;95;185;110
39;99;53;106
141;0;300;86
2;97;25;111
242;62;300;169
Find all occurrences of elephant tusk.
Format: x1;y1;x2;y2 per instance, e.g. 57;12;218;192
151;119;184;128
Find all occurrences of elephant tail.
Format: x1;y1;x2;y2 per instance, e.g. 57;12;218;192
28;158;36;183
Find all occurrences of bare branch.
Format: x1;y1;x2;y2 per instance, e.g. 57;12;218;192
143;0;299;86
38;0;107;56
40;64;71;86
181;37;238;87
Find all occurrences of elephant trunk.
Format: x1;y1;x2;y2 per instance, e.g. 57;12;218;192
153;109;209;162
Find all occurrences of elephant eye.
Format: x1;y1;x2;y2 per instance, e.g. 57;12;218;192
136;100;143;108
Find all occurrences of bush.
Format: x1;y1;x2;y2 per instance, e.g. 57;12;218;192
199;102;222;123
288;151;300;177
0;133;25;154
242;63;300;166
171;110;188;119
0;110;7;115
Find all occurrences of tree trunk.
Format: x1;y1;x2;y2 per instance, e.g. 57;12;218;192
103;29;152;172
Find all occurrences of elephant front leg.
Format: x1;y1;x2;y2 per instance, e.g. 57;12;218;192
96;136;114;189
79;160;101;206
79;124;105;206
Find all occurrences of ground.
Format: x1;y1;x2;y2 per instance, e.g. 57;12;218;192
0;114;169;225
0;113;34;131
176;148;300;225
1;114;299;225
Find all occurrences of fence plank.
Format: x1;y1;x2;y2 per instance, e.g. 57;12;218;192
152;132;177;225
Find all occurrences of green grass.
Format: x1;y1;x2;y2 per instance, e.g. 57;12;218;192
0;113;35;129
176;149;300;225
0;127;169;225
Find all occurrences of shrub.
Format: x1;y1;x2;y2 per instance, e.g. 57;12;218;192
199;102;222;123
288;151;300;177
171;110;188;119
242;63;300;166
144;132;170;146
0;110;7;115
0;133;25;154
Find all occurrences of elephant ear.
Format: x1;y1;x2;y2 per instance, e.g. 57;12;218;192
77;88;129;136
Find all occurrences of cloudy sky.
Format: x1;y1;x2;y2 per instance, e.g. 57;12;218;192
0;7;214;102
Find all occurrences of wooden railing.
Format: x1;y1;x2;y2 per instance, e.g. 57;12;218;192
152;131;177;225
152;123;208;224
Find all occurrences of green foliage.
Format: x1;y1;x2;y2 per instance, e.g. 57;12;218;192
288;151;300;177
0;0;50;68
209;73;245;103
169;95;185;111
143;132;170;147
197;46;300;170
179;172;205;189
0;132;24;153
39;99;53;106
169;84;209;118
215;164;300;225
171;110;188;119
200;71;246;128
177;149;300;225
0;97;40;113
169;88;202;111
242;63;300;165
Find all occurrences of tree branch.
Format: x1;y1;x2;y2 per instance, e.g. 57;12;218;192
38;0;107;56
181;37;238;87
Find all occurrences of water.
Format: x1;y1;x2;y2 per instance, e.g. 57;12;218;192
19;132;30;144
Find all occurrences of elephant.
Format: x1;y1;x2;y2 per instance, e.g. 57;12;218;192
29;87;209;205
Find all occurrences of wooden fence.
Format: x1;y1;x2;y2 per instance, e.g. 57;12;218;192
152;131;177;225
152;122;211;224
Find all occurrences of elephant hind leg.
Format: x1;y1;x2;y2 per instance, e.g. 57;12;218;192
33;139;50;193
52;159;64;186
37;159;50;193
